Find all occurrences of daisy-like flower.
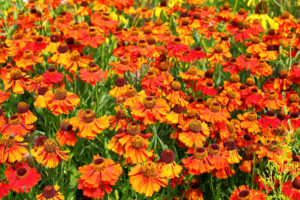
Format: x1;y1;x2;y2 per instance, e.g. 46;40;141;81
239;152;254;173
3;68;29;94
131;96;170;125
178;119;210;148
78;155;122;199
166;81;188;107
80;26;105;48
182;147;212;175
207;45;232;65
47;88;80;115
56;119;77;146
31;138;69;168
262;91;285;110
1;114;34;137
70;109;110;140
200;101;229;123
0;181;10;199
34;85;52;108
124;87;147;109
129;161;167;197
123;135;153;164
223;139;241;164
17;102;37;125
157;149;182;179
165;104;184;125
229;185;267;200
43;67;64;85
0;90;10;104
15;49;43;70
64;50;91;73
216;88;242;112
109;77;130;99
282;176;300;200
79;63;107;86
179;66;203;81
0;133;28;163
4;163;41;193
238;111;261;133
258;111;281;129
36;185;65;200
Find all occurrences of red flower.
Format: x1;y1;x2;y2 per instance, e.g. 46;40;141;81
43;67;64;85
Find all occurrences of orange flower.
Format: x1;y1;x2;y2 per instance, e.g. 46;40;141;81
238;111;261;133
15;50;43;70
157;149;182;179
31;138;69;168
109;77;130;98
229;185;267;200
0;133;28;163
109;56;139;75
5;163;41;193
64;50;91;73
182;147;212;175
179;66;203;81
216;88;242;112
80;26;105;48
34;85;52;108
123;135;152;164
78;155;122;199
239;152;254;173
108;106;128;131
1;114;34;137
17;102;37;125
47;88;80;115
223;139;241;164
178;119;210;148
262;91;285;110
79;63;107;86
207;144;230;178
129;161;167;197
124;87;147;109
131;96;170;125
166;81;188;107
56;119;77;147
43;67;64;85
70;109;110;139
36;185;65;200
165;104;184;125
207;45;232;65
199;101;229;123
3;68;29;94
0;90;10;104
48;44;71;66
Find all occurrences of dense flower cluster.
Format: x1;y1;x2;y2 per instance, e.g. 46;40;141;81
0;0;299;199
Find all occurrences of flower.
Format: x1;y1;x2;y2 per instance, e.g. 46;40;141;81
56;119;77;146
31;138;69;168
1;114;34;137
3;68;29;94
282;177;300;200
157;149;182;179
79;63;107;86
238;111;261;133
34;85;52;108
199;101;229;123
5;163;41;193
129;161;167;197
78;155;122;199
229;185;267;200
36;185;65;200
17;102;37;125
47;88;80;115
43;67;64;85
0;182;10;199
109;77;130;98
70;109;110;139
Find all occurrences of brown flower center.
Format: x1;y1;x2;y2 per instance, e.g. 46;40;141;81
60;119;73;131
224;139;237;150
189;119;202;132
93;158;108;171
289;94;299;103
244;152;253;161
279;70;288;79
24;50;33;59
16;167;28;178
44;139;58;153
227;89;237;98
268;141;280;152
160;149;175;164
88;63;99;72
281;11;290;19
57;45;68;53
238;190;251;200
142;161;157;177
42;186;57;199
246;77;254;86
116;110;126;119
172;104;183;114
82;109;95;123
115;77;126;87
193;147;207;159
292;177;300;189
268;92;277;100
17;102;29;113
187;108;197;118
230;74;240;83
54;88;67;100
214;45;223;53
71;51;80;61
9;114;21;125
144;26;152;34
10;69;23;80
171;81;181;91
126;87;137;97
273;125;285;136
1;134;15;148
131;135;144;149
143;97;156;109
251;36;260;44
127;122;140;135
208;144;221;155
120;56;129;65
155;19;163;26
38;86;48;95
209;102;221;113
247;111;257;121
188;66;198;75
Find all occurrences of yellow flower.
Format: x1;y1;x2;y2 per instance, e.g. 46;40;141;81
246;14;279;30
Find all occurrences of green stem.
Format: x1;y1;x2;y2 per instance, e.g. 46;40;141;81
210;173;216;199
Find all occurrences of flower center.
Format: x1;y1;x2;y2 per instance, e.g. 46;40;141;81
126;87;137;97
171;81;181;91
116;110;126;119
42;186;57;199
160;149;175;164
247;111;257;121
127;122;140;135
24;50;33;59
227;123;236;134
289;94;299;103
227;89;237;98
143;97;156;109
10;69;22;80
279;70;288;79
292;177;300;189
209;102;221;113
193;147;207;159
266;110;275;117
93;158;108;171
224;139;237;151
273;125;285;136
251;36;260;44
9;114;21;125
246;77;255;86
35;136;47;146
57;45;68;53
214;45;223;53
208;144;221;155
188;66;197;75
291;112;299;119
60;119;73;131
16;167;28;178
82;109;95;123
72;23;81;30
131;135;144;149
182;18;189;26
88;63;99;72
230;74;240;83
189;119;202;132
281;11;290;19
120;56;129;65
155;19;163;26
144;26;152;34
238;190;251;200
115;77;126;87
244;152;253;161
17;102;29;113
268;140;280;152
44;139;58;153
172;104;183;114
38;86;48;95
187;108;197;118
164;29;171;36
142;161;157;177
71;50;80;61
54;88;67;100
268;92;277;100
1;134;15;148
